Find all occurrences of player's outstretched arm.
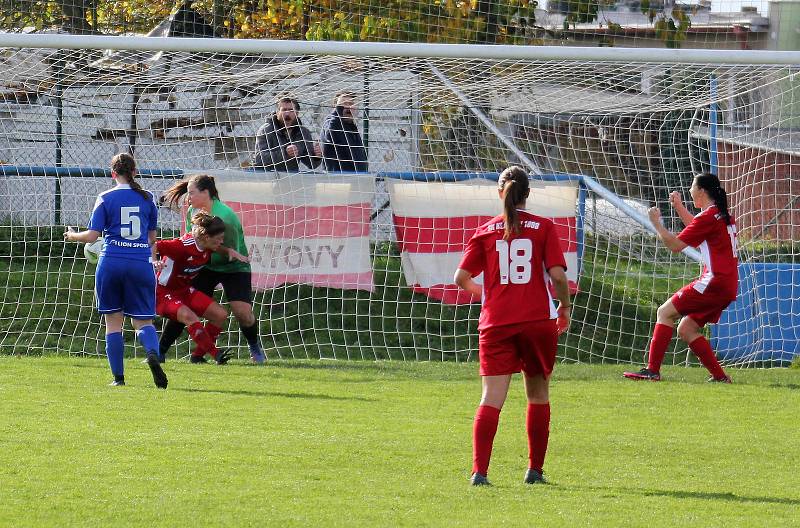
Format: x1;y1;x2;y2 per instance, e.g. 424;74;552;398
217;245;250;263
454;268;482;298
64;227;101;244
648;207;688;253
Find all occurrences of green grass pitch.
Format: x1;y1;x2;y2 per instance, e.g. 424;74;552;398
1;356;799;527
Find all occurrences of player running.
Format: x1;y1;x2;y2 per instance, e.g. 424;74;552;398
64;153;167;388
454;165;571;487
624;172;738;383
156;212;242;365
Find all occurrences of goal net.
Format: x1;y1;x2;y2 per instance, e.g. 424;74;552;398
0;35;797;368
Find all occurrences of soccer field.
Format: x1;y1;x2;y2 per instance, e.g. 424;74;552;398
1;357;799;527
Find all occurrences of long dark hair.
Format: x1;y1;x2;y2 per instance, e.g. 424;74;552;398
694;172;732;225
111;153;150;201
160;174;221;210
498;165;530;240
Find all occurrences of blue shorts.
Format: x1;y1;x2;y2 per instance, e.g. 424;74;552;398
95;256;156;319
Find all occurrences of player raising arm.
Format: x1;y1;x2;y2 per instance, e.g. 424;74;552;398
156;212;239;365
454;165;571;487
624;172;738;383
64;153;167;389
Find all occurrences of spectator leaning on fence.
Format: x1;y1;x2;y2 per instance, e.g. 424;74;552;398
321;91;368;173
251;96;322;172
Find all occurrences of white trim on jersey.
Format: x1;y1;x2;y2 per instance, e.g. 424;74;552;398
543;263;558;319
693;240;714;293
158;258;175;286
183;237;201;250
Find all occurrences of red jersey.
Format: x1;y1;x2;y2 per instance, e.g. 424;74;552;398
677;205;738;297
458;210;568;330
156;235;212;293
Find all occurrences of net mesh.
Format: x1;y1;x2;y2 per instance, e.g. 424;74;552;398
0;40;797;367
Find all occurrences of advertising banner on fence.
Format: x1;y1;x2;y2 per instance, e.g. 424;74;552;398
388;178;579;304
214;173;375;292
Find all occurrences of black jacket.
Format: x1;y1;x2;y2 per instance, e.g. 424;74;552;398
251;114;321;172
321;107;368;173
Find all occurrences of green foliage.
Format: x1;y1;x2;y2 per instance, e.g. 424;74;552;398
741;239;800;264
0;0;541;44
1;357;800;526
0;0;62;31
562;0;599;29
654;6;691;49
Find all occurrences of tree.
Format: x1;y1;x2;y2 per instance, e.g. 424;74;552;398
56;0;96;34
652;6;691;49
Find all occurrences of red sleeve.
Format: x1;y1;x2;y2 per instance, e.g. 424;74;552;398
458;232;485;277
156;238;185;259
544;221;568;271
677;212;714;248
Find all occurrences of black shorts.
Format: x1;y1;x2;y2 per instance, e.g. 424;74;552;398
192;268;253;304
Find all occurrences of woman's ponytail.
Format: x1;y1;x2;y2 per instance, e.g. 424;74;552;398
499;166;530;240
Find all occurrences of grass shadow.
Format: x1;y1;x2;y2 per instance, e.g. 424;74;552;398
170;386;375;402
569;484;800;506
768;383;800;391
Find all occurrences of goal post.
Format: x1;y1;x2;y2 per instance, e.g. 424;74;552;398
0;35;797;367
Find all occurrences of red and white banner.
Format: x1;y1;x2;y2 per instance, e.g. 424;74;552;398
388;178;579;304
215;174;374;291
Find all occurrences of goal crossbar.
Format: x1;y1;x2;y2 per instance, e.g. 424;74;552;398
2;34;800;64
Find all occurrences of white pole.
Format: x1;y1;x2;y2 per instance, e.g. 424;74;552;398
581;175;702;262
2;34;800;64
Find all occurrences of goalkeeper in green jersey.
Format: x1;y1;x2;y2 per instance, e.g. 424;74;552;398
160;174;266;364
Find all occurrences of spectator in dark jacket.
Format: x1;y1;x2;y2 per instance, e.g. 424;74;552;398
251;97;322;172
321;92;368;173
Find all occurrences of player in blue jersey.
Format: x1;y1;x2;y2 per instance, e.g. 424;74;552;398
64;153;168;388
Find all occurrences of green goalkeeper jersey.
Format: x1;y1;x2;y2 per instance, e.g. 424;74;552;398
186;198;251;273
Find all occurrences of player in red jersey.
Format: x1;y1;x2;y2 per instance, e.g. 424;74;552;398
156;212;236;364
624;172;738;383
454;166;571;487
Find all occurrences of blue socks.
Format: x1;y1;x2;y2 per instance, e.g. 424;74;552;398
105;331;124;377
106;326;161;380
136;325;160;358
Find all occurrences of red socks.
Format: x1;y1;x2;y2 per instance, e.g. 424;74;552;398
205;323;222;346
689;336;726;379
472;405;500;476
472;403;553;476
647;323;674;373
188;321;215;357
527;403;551;473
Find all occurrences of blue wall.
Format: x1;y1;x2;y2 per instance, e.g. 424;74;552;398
713;263;800;364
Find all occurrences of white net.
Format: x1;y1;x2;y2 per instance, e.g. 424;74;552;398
0;37;797;367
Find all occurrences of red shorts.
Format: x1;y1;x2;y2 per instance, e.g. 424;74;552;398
478;319;558;377
671;281;736;327
156;287;215;321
